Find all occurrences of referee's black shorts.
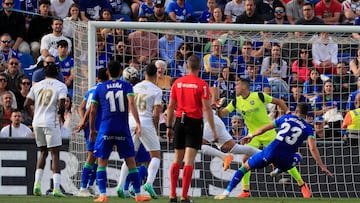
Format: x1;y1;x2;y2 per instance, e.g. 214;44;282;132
173;116;203;150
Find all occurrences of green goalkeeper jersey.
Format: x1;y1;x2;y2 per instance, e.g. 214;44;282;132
225;92;276;147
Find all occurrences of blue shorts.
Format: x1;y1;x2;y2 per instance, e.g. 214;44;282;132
93;131;135;160
84;127;95;151
248;150;299;172
135;143;151;163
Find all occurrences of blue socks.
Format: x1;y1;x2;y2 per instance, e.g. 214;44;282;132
226;166;248;192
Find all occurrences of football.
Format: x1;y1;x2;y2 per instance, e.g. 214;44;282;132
122;66;139;81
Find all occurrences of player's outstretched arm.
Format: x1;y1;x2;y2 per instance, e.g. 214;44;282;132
242;122;275;144
271;97;291;114
24;97;35;119
308;137;334;177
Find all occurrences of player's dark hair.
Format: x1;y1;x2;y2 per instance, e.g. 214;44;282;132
97;67;109;82
297;103;308;116
187;55;201;71
107;60;122;78
145;63;157;78
44;63;59;78
239;78;250;89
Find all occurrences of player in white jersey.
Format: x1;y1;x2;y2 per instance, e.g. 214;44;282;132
25;63;68;197
202;110;260;171
118;63;163;199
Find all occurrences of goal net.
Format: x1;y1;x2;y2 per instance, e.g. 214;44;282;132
67;21;360;198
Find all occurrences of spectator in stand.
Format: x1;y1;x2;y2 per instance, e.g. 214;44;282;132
311;32;338;74
260;44;289;98
155;59;172;90
148;0;170;22
32;55;64;85
79;0;111;21
314;0;341;25
50;0;74;19
55;40;74;96
166;0;194;22
303;67;323;100
211;66;236;107
235;0;263;24
313;116;326;138
39;18;72;61
21;0;39;30
229;115;247;143
349;47;360;77
14;76;32;126
342;93;360;145
224;0;245;23
267;5;289;24
129;0;143;21
0;110;33;137
288;83;310;114
0;91;14;129
314;80;343;138
0;73;17;109
112;39;131;68
0;34;19;72
128;16;158;65
286;0;305;24
255;0;284;22
95;37;111;70
342;0;360;24
208;7;231;40
4;57;23;94
291;47;316;83
158;33;183;64
246;60;271;94
62;3;82;40
203;39;231;84
28;0;53;59
346;77;360;111
138;0;154;17
331;61;357;105
199;0;217;23
107;0;132;20
231;41;259;78
170;43;193;78
0;0;29;54
295;2;325;25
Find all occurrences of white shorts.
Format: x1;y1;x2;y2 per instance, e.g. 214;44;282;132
203;121;232;149
131;125;160;152
33;126;62;148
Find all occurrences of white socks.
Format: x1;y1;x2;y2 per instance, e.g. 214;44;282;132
146;157;160;186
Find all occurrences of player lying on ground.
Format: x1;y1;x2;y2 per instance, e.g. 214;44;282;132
214;103;334;200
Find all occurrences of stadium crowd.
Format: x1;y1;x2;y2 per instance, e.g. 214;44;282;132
0;0;360;200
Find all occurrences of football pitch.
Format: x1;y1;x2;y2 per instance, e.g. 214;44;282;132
0;196;359;203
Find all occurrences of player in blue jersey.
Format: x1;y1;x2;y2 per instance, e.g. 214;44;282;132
214;103;333;200
89;61;150;202
77;68;108;197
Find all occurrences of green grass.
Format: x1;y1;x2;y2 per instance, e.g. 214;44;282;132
0;196;359;203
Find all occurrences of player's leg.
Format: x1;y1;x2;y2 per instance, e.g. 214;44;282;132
79;134;97;196
215;151;266;199
87;159;98;195
33;127;48;196
180;118;203;202
139;127;161;199
201;123;234;171
94;158;109;202
46;127;65;197
118;135;150;202
49;146;65;197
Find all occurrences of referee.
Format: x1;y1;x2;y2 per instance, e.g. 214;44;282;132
166;55;218;203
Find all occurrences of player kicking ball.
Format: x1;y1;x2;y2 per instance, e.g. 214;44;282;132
201;110;260;171
214;103;333;200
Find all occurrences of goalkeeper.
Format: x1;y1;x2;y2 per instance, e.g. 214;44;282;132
214;103;333;200
216;78;312;198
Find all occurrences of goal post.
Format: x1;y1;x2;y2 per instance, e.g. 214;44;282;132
67;21;360;198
